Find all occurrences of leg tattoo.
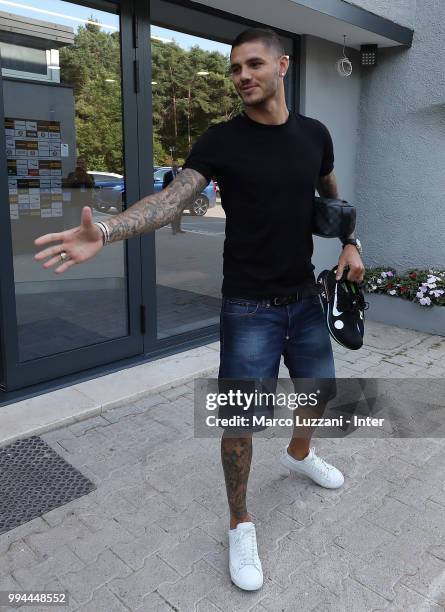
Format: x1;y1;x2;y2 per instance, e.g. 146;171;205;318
221;435;252;519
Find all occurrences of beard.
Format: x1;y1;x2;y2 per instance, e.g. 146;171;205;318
241;79;280;107
244;94;268;107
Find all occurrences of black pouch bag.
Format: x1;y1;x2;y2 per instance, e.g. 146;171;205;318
313;197;356;238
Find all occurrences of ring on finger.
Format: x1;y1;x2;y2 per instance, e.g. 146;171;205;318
59;250;69;263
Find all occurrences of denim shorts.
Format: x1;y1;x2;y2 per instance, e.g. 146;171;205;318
218;293;336;432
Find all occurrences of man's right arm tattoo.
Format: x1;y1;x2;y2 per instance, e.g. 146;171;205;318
104;168;208;243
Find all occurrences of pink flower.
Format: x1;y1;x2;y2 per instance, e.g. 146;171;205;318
386;271;394;277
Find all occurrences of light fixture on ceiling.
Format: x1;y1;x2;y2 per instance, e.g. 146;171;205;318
0;1;118;30
151;35;174;44
336;35;352;78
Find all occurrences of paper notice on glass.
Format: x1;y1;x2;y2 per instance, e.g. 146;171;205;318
10;204;19;220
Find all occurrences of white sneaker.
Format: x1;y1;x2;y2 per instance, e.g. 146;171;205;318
229;522;263;591
280;446;344;488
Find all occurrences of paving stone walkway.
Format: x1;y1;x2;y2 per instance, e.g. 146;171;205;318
0;321;444;611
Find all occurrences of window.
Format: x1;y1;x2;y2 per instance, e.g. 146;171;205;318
0;42;47;75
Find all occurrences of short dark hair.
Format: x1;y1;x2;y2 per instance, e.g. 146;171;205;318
231;28;285;57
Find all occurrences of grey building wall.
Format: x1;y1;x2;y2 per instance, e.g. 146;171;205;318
3;79;76;256
343;0;417;28
3;79;76;175
3;78;124;291
355;0;445;270
300;35;362;276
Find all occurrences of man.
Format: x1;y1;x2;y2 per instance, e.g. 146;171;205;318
63;156;95;226
65;156;94;186
64;156;95;203
162;160;185;234
34;28;364;591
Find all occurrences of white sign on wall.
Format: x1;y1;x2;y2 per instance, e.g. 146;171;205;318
5;117;63;221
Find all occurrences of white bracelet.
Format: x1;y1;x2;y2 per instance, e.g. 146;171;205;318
94;221;110;245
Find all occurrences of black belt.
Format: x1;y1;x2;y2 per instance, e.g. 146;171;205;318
260;285;321;306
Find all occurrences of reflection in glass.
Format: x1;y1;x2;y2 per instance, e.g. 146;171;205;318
1;1;128;361
152;29;241;339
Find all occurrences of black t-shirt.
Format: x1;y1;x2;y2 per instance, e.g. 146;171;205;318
182;111;334;298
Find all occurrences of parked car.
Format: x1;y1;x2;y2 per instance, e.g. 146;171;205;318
88;167;217;217
153;167;217;216
88;171;124;214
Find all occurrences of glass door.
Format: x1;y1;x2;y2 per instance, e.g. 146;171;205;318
0;0;144;391
140;0;297;349
151;29;236;340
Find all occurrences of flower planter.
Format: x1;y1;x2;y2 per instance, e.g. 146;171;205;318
364;293;445;336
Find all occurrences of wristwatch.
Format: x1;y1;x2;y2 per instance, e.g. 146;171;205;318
342;237;363;256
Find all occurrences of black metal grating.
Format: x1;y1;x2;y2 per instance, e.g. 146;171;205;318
0;436;96;535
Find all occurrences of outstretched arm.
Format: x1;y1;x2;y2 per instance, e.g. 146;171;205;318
104;168;207;243
34;168;207;273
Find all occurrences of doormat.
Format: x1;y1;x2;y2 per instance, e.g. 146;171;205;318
0;436;96;535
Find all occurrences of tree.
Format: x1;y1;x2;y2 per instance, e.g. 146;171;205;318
60;21;123;173
60;24;241;172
